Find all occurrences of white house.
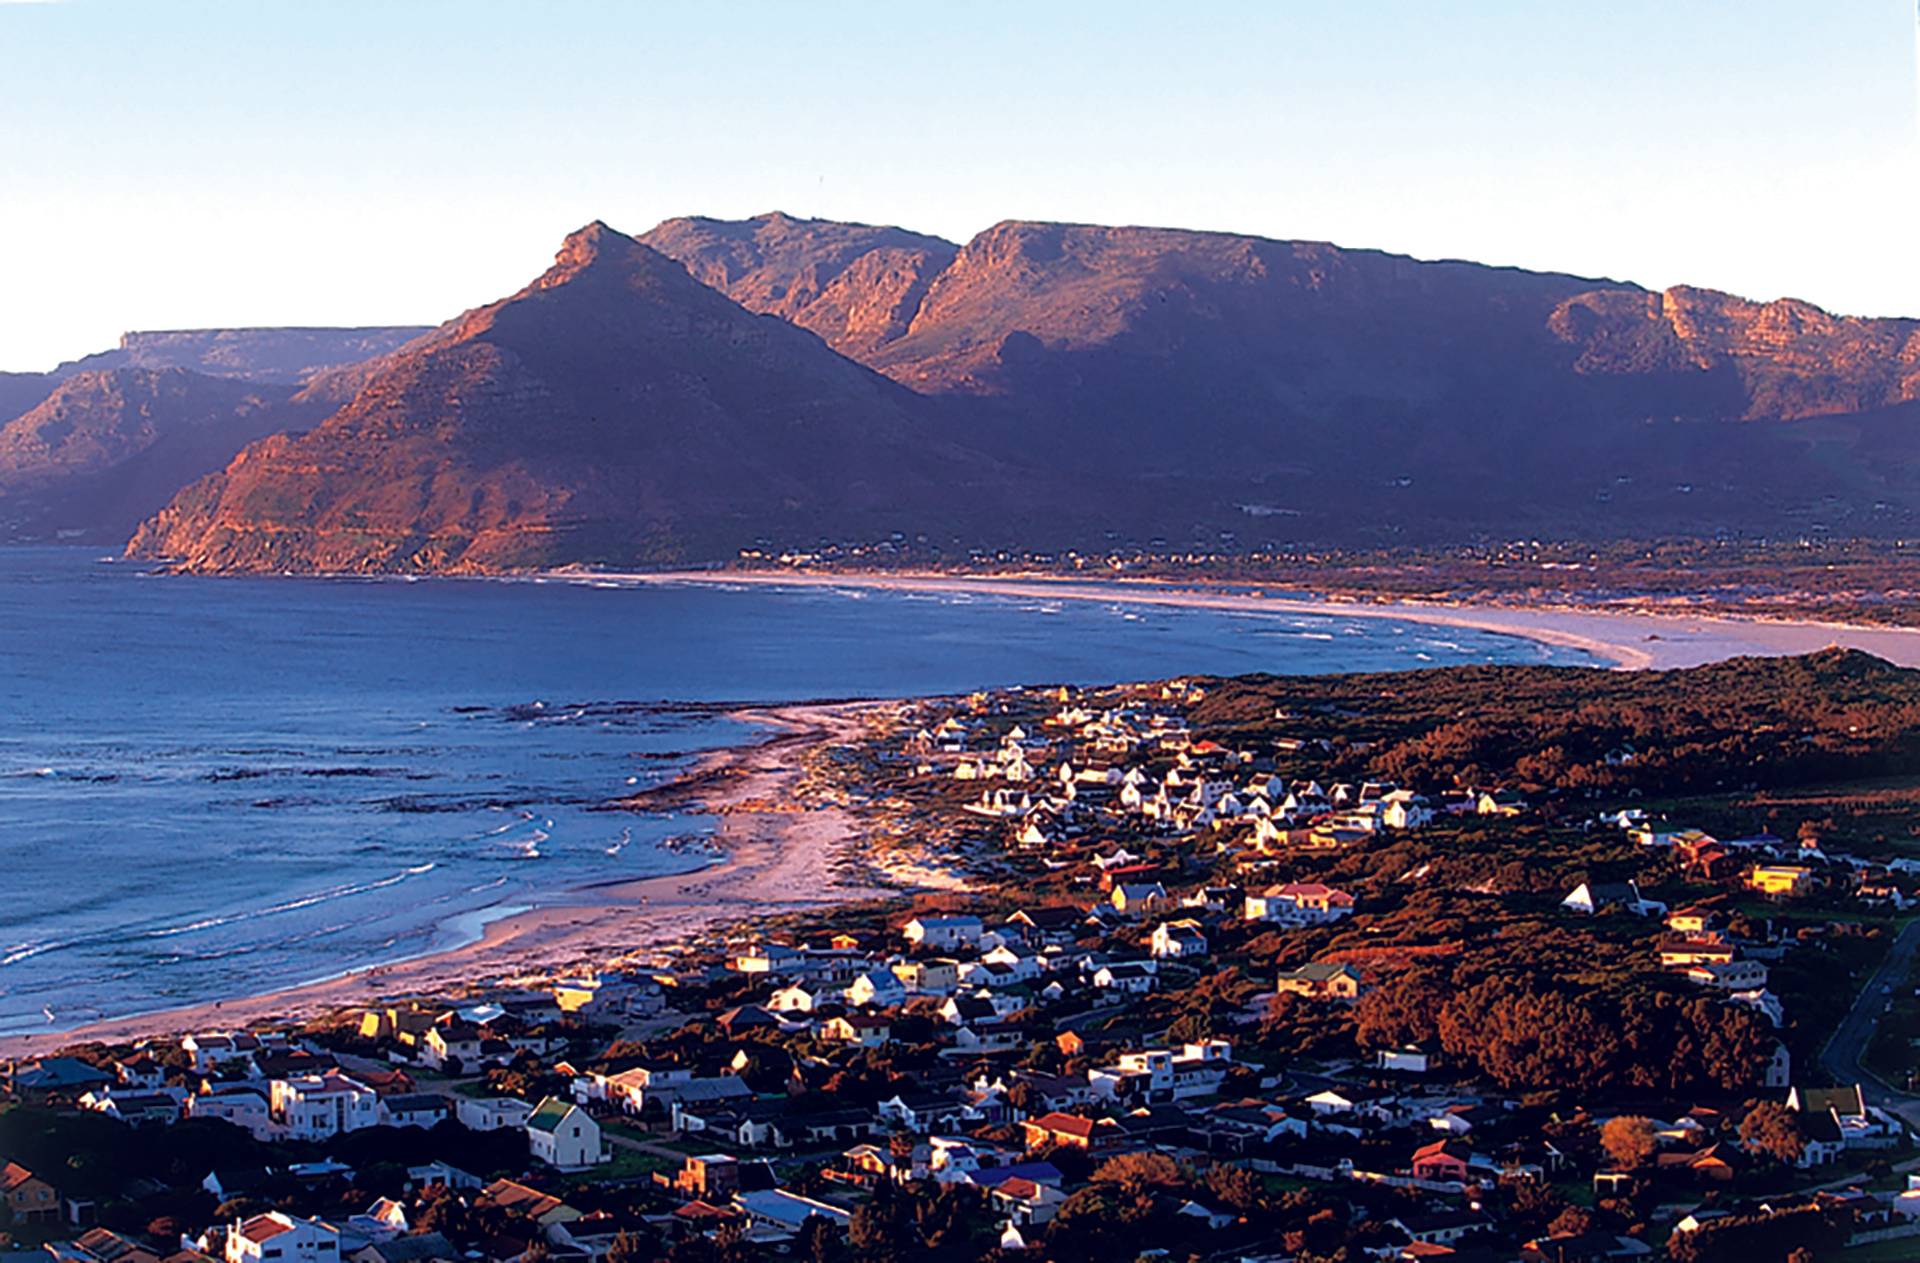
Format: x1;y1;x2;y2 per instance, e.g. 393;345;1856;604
455;1096;534;1131
183;1033;264;1075
846;968;909;1009
1560;881;1663;917
79;1087;181;1127
226;1214;339;1263
1787;1084;1902;1151
1088;1041;1233;1103
420;1023;483;1071
990;1177;1069;1227
1110;882;1171;918
1381;791;1435;830
769;982;832;1012
270;1073;379;1141
1150;920;1209;959
1091;962;1158;994
579;1065;752;1116
903;916;984;951
1244;882;1355;925
1375;1045;1432;1074
187;1086;273;1140
1682;960;1770;991
526;1096;606;1170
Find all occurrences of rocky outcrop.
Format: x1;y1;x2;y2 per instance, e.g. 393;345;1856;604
639;213;957;359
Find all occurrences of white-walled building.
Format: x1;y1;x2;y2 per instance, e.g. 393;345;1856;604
226;1213;339;1263
527;1096;606;1170
455;1096;534;1131
270;1073;379;1141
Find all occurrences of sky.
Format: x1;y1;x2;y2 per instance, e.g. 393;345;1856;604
1;0;1916;371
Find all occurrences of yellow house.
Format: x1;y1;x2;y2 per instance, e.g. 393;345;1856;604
892;958;960;994
359;1004;438;1042
1746;865;1814;897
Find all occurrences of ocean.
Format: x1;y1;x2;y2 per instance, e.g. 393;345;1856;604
0;548;1593;1034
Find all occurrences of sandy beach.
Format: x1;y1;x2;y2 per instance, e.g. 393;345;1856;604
603;569;1920;672
0;702;895;1058
14;570;1920;1058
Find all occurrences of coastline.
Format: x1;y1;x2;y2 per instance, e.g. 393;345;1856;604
15;568;1920;1058
0;701;898;1059
591;569;1920;672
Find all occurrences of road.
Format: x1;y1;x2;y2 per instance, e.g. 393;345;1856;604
1820;917;1920;1125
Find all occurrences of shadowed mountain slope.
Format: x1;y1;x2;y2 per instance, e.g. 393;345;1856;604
129;223;1025;572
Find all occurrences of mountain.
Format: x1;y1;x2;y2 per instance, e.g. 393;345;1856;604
0;327;427;542
54;326;430;386
129;223;1022;572
129;213;1920;571
643;214;1920;539
639;213;958;361
648;214;1920;423
0;368;308;540
1545;285;1920;420
0;373;53;425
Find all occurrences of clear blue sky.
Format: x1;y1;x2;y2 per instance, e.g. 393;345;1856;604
2;0;1915;370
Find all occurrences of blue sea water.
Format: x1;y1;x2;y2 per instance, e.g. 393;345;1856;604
0;548;1592;1034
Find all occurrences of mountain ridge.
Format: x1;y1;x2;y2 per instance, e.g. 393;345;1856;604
126;212;1920;570
128;223;1029;572
0;366;320;540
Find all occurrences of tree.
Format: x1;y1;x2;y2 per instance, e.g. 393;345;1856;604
1090;1151;1184;1193
666;1237;719;1263
607;1231;651;1263
1203;1162;1262;1213
796;1216;842;1263
1165;1012;1212;1045
1548;1206;1595;1237
1599;1115;1659;1170
848;1190;906;1263
1737;1101;1805;1165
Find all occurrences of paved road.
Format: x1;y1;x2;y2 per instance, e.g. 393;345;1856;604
1821;917;1920;1124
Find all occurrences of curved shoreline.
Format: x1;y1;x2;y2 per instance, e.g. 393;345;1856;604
585;569;1920;672
12;573;1920;1057
0;702;891;1058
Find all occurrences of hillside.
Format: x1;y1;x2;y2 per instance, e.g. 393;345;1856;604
645;214;1920;541
124;213;1920;570
0;327;431;541
128;223;1024;572
0;368;306;540
639;212;958;361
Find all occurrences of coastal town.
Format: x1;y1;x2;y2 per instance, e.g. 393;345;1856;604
7;650;1920;1263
